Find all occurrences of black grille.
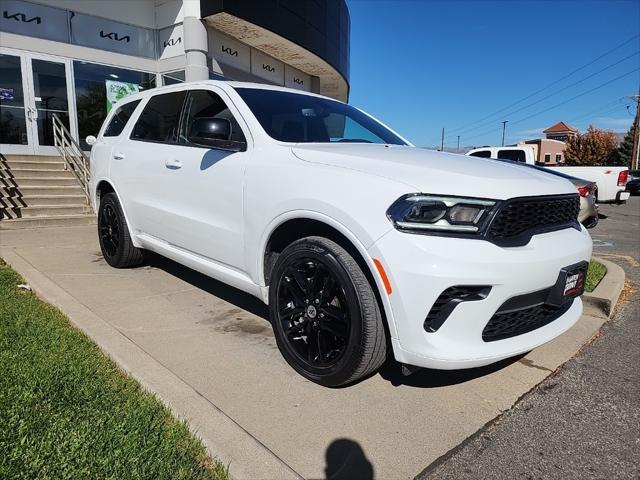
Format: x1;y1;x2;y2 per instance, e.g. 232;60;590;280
424;286;491;333
482;300;573;342
487;195;579;242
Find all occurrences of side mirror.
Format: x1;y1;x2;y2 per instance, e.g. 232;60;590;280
86;135;97;146
189;118;232;143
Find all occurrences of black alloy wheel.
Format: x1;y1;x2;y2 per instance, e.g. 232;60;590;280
277;258;351;367
269;236;387;387
99;203;120;258
97;193;144;268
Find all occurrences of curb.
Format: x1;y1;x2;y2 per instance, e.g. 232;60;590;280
0;247;302;480
582;257;626;318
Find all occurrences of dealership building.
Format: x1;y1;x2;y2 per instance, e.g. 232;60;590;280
0;0;350;154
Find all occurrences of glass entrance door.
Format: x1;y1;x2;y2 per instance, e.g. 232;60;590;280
0;49;75;156
0;53;31;154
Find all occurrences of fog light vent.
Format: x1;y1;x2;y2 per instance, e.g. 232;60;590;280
424;286;491;333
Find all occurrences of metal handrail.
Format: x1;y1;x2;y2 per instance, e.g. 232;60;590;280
52;113;92;207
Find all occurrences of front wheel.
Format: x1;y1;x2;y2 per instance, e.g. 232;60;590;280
98;192;144;268
269;237;387;387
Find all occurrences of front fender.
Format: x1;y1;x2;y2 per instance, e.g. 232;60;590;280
255;210;399;340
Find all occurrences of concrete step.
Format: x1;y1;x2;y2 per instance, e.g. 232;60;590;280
4;168;76;179
2;154;63;162
9;194;89;206
1;160;66;170
2;185;84;196
0;214;96;230
5;177;81;187
18;205;92;218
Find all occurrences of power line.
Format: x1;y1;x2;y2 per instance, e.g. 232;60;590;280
463;68;640;143
432;33;640;143
452;51;639;138
566;98;630;124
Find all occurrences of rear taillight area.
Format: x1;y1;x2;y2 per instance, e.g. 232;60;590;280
618;170;629;186
577;185;593;197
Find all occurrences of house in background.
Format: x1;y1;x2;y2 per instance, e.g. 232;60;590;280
543;122;578;142
513;121;578;165
518;138;567;165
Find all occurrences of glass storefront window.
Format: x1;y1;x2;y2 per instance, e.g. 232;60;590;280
73;61;156;150
161;70;227;86
162;70;185;85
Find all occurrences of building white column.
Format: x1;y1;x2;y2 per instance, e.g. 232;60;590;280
182;1;208;81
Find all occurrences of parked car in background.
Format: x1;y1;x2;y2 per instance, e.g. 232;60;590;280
528;166;598;229
626;170;640;195
89;81;592;387
466;146;630;203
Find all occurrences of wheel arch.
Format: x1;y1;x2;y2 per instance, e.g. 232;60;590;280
94;178;142;248
260;214;398;340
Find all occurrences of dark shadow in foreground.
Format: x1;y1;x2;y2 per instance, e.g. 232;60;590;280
378;353;526;388
325;438;374;480
143;251;269;321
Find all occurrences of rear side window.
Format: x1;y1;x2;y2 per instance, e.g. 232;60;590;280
469;150;491;158
103;100;140;137
131;91;186;143
497;149;526;162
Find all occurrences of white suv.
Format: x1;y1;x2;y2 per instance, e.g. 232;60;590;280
90;81;592;387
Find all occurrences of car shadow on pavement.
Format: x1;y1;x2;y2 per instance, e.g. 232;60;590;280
141;252;525;389
324;438;374;480
377;354;526;388
143;252;270;321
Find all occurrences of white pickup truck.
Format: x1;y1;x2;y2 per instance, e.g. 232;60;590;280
466;146;630;203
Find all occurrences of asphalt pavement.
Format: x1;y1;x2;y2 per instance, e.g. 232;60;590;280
419;196;640;480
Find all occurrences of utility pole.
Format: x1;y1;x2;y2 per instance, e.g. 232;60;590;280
501;121;508;147
629;93;640;170
457;135;461;152
440;128;445;151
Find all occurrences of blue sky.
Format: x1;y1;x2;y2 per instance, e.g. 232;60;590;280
346;0;640;149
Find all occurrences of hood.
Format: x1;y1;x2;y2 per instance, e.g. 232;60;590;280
292;144;576;200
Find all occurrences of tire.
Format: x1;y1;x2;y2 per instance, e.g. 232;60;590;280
98;192;144;268
268;236;387;387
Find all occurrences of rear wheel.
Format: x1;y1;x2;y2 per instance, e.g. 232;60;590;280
98;193;144;268
269;236;386;387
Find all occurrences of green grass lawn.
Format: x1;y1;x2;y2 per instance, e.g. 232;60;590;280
585;260;607;293
0;259;229;480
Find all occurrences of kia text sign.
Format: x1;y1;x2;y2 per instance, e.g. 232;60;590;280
285;65;311;92
250;49;284;85
0;0;68;42
209;30;250;71
157;24;184;60
70;12;155;58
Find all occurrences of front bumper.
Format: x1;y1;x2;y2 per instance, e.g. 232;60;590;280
368;225;592;370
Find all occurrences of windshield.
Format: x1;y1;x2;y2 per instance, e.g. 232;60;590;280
235;88;408;145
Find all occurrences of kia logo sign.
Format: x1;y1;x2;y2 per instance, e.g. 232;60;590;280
100;30;130;43
163;37;181;47
221;45;238;57
294;77;304;85
263;64;275;72
3;10;42;24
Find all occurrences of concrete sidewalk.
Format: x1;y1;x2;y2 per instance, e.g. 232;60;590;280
0;226;609;479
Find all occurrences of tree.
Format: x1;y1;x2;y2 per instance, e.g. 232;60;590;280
563;125;620;166
614;122;637;168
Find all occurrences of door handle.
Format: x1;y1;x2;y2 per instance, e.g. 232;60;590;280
26;107;38;121
113;152;125;160
165;159;182;170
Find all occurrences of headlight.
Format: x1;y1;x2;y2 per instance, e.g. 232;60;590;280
387;194;498;234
